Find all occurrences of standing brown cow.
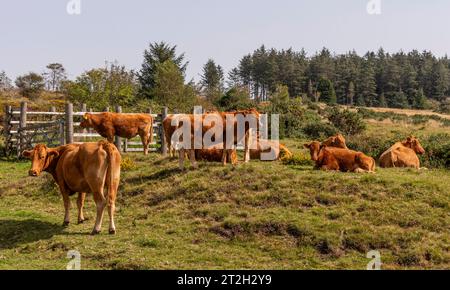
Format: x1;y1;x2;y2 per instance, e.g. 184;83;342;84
162;114;178;157
167;109;260;170
22;141;121;235
81;112;153;155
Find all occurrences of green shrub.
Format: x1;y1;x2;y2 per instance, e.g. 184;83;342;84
302;122;338;140
326;107;366;136
282;151;314;166
420;133;450;168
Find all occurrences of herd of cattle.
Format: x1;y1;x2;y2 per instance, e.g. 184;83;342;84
21;110;427;235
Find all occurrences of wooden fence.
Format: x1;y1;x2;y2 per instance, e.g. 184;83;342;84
3;102;169;157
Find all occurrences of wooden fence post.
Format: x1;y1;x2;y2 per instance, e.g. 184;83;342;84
18;102;27;155
4;105;11;155
160;107;168;156
104;107;110;112
59;121;66;146
65;103;74;144
114;105;122;151
81;103;87;141
3;105;11;137
50;106;56;121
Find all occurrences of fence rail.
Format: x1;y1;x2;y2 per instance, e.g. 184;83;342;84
3;102;168;157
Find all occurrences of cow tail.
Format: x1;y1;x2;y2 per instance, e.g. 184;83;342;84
149;116;154;145
100;141;116;203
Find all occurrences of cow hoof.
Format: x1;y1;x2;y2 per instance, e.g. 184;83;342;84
109;229;116;235
62;221;70;227
78;219;85;224
91;229;101;236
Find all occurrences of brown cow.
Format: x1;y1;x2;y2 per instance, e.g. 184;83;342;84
80;112;153;155
169;109;260;169
221;109;260;166
195;148;238;164
22;141;121;235
250;139;293;161
162;114;176;157
379;136;425;169
304;141;376;173
322;134;348;149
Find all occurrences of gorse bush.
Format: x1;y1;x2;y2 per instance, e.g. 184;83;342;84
420;133;450;168
302;122;338;140
326;107;366;136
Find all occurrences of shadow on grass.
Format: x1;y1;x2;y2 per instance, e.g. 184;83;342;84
0;219;64;250
125;167;181;185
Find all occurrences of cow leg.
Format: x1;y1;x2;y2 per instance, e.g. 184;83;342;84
189;150;198;169
77;192;87;224
222;149;228;166
244;132;250;163
62;192;71;226
179;148;186;170
107;186;118;235
91;192;106;235
140;132;149;155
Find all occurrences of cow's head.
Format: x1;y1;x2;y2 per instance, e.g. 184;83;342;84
80;113;93;129
22;144;60;177
404;136;425;155
304;141;322;161
322;134;348;149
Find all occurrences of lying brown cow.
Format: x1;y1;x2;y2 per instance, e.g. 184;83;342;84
322;134;348;149
379;136;425;169
304;141;376;173
22;141;121;235
250;139;293;161
81;112;153;155
195;148;238;164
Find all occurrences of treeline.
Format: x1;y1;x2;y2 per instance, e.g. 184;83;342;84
229;46;450;109
1;43;450;113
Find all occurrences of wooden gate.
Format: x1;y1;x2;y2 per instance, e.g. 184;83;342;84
3;102;169;157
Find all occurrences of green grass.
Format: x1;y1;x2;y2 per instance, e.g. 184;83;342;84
0;146;449;270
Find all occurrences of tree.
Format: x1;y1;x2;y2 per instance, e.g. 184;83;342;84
388;90;409;109
138;42;188;99
217;87;253;111
43;63;66;91
378;92;387;108
0;71;12;91
327;107;366;136
152;60;195;112
200;59;224;103
347;81;355;106
357;59;377;106
270;84;290;105
63;62;137;110
227;68;242;88
317;78;337;104
307;79;314;101
413;88;427;109
15;72;45;99
431;62;450;101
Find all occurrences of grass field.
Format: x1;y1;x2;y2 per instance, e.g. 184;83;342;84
0;137;449;270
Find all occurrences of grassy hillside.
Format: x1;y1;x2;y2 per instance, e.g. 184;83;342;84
0;145;449;270
0;103;449;270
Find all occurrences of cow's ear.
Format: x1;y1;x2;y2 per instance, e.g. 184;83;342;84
303;143;311;149
83;113;89;120
22;150;33;159
47;149;59;158
407;136;412;143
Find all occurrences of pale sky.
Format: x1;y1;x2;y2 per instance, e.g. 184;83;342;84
1;0;450;82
